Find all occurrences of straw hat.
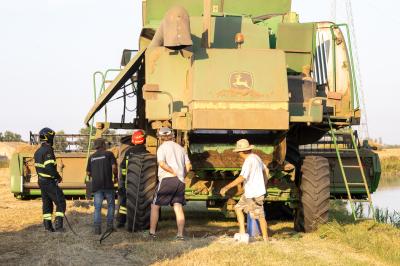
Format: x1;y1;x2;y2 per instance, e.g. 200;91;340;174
233;139;254;152
158;127;173;136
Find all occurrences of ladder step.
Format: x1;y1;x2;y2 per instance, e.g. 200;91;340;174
336;132;352;136
338;148;356;152
343;165;361;168
355;217;374;221
350;199;371;202
348;183;367;186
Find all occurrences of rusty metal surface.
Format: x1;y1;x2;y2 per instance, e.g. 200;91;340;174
23;153;87;184
191;149;272;169
191;109;289;130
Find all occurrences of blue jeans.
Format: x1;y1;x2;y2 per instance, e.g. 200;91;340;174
94;189;115;225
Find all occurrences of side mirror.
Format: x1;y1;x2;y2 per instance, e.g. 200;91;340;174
120;49;138;67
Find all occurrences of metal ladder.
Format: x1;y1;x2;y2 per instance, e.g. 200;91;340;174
328;118;375;221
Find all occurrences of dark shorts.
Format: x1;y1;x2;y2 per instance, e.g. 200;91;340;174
153;177;186;206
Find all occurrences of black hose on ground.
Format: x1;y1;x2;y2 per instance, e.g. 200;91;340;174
99;228;114;244
64;213;79;236
54;181;80;237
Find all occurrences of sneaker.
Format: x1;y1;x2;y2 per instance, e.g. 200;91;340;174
148;232;157;239
233;233;241;241
175;235;185;241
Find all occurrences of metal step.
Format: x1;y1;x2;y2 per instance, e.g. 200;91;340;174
349;199;370;202
338;148;356;152
355;217;374;221
343;165;360;168
347;182;367;186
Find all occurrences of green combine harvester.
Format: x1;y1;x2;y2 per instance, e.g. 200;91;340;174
10;0;380;232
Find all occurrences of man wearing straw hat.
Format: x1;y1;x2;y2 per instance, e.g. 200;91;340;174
220;139;269;242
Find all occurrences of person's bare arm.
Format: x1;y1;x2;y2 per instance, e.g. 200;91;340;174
159;161;177;176
220;175;245;197
263;168;269;186
185;162;192;173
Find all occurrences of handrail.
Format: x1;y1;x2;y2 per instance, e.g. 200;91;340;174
86;68;122;182
329;24;360;112
93;69;123;123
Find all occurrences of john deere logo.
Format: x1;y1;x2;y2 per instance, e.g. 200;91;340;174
230;72;253;89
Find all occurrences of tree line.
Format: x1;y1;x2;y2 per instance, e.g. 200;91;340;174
0;131;22;142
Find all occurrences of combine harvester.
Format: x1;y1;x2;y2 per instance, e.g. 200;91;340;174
10;0;380;232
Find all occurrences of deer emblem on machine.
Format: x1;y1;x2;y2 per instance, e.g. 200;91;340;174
230;72;253;89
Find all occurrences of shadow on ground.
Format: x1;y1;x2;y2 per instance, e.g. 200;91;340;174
0;201;243;265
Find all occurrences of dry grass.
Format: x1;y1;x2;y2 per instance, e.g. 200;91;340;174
0;143;399;265
377;148;400;159
1;167;400;266
374;149;400;187
380;156;400;184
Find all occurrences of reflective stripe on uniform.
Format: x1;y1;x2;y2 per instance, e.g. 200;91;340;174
44;159;56;166
121;169;127;176
43;213;52;220
55;212;64;217
35;163;45;168
38;172;53;178
119;206;127;214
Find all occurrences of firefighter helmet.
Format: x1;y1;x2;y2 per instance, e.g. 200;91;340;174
39;127;55;145
131;130;145;145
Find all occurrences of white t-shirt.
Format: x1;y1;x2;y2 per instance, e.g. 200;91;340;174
157;141;190;183
240;153;267;198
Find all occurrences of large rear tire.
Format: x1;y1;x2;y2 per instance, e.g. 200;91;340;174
294;156;330;232
126;153;157;232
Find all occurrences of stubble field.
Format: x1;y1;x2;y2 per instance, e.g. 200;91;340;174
0;166;399;265
0;145;400;265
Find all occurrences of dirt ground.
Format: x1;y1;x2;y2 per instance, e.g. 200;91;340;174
1;167;399;266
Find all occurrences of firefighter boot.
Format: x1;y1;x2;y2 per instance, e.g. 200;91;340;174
54;216;65;232
116;215;126;228
43;220;55;232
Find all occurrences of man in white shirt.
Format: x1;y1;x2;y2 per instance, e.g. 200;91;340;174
149;127;191;240
220;139;269;242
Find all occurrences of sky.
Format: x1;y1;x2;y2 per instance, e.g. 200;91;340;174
0;0;399;144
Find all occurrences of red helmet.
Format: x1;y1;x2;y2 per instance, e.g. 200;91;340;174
131;130;145;145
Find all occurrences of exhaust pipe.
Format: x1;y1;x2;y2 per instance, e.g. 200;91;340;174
148;6;193;49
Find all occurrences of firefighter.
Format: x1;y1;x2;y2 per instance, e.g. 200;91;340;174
34;127;66;232
116;130;149;228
